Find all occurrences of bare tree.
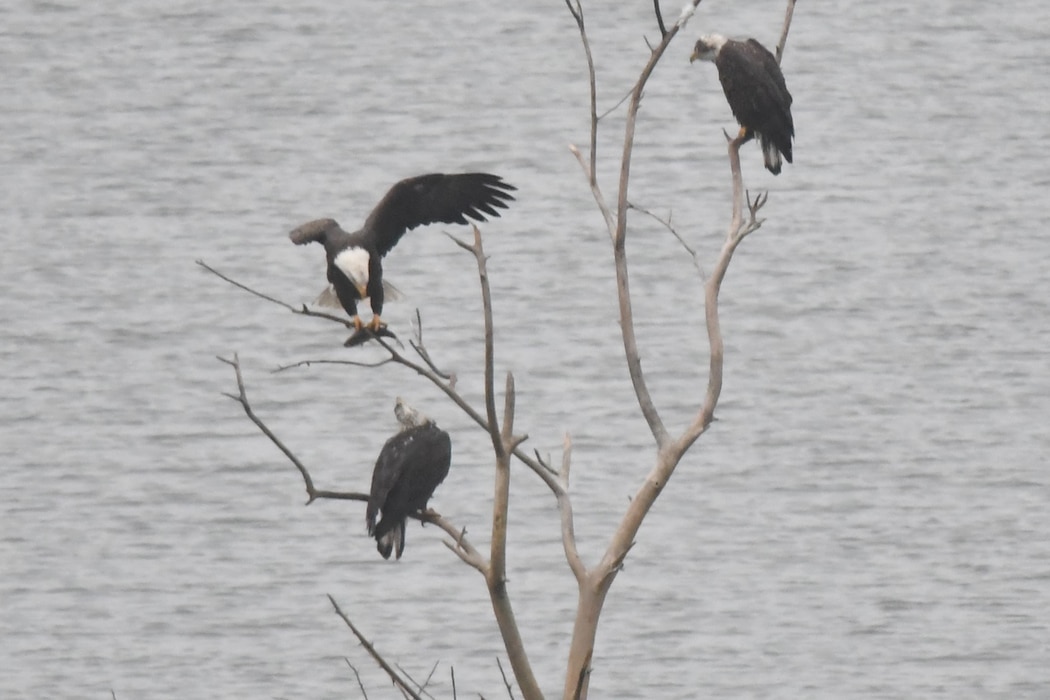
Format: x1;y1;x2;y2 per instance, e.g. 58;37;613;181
205;1;796;697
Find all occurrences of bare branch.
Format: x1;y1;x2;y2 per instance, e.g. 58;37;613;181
273;357;395;373
470;225;505;461
596;88;633;121
395;661;439;700
198;259;352;328
221;354;481;570
496;657;517;699
328;595;422;700
600;1;706;451
565;2;741;696
211;235;558;697
218;354;320;503
558;433;586;584
564;0;598;184
419;661;440;696
567;0;705;449
436;518;487;572
775;0;797;65
490;374;513;580
409;309;454;380
653;0;667;39
344;658;370;699
454;229;543;700
569;144;616;238
628;201;705;278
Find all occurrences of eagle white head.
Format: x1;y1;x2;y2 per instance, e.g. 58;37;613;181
333;246;370;298
394;396;431;430
690;33;728;63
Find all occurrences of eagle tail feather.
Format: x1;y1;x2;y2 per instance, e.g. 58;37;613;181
375;519;406;560
760;134;783;175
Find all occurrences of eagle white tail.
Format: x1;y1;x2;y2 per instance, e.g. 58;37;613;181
376;521;406;560
760;134;783;175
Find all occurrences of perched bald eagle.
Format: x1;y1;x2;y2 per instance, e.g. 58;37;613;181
365;398;452;560
690;34;794;175
290;173;516;331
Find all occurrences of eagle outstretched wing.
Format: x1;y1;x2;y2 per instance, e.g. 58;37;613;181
362;173;517;257
289;218;344;246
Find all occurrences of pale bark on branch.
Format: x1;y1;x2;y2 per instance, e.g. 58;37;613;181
562;1;795;697
205;223;570;698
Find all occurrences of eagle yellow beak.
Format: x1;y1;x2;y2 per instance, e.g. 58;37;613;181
689;48;699;63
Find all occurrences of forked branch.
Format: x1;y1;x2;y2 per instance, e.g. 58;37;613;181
569;0;704;451
328;595;423;700
217;353;485;569
563;1;796;697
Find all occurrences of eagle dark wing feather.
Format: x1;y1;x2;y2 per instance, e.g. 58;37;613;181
716;39;794;161
362;173;517;257
290;218;339;245
747;39;792;108
366;424;452;559
366;437;405;537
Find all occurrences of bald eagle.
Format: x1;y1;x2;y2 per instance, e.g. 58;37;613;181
690;35;794;175
365;398;452;560
290;173;516;331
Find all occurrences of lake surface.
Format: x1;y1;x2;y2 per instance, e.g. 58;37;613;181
2;0;1049;697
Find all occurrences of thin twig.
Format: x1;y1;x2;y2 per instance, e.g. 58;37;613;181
628;201;705;278
409;309;453;380
775;0;797;65
419;661;440;697
653;0;667;38
218;354;320;502
273;357;394;372
564;0;598;183
197;259;352;327
328;595;422;700
395;661;438;700
596;88;634;121
496;657;516;699
345;658;370;699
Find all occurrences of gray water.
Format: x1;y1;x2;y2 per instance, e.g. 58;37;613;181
2;0;1049;697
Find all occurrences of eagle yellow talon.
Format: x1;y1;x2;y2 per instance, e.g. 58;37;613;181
368;315;385;332
352;316;364;330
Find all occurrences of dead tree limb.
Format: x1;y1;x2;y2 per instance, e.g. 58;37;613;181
563;1;796;697
570;1;704;451
328;595;422;700
775;0;797;65
196;259;351;327
344;658;370;699
217;353;484;567
204;250;580;580
452;226;544;700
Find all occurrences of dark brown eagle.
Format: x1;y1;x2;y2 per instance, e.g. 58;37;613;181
691;35;794;175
